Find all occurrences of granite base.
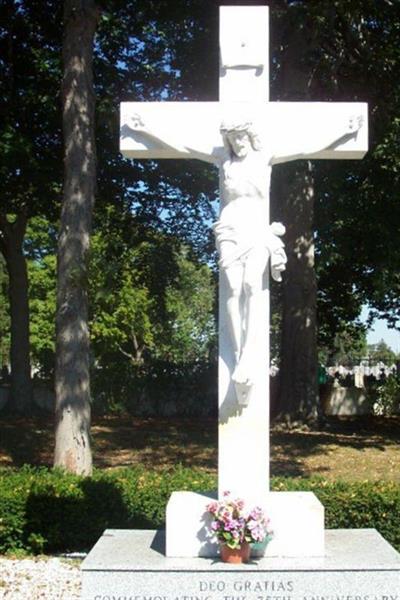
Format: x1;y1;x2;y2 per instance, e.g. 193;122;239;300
81;528;400;600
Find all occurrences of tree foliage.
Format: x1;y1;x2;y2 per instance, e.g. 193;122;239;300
26;217;57;378
1;0;220;417
0;0;62;218
297;1;400;338
89;208;216;373
367;340;398;366
319;322;367;367
0;0;62;410
269;1;400;407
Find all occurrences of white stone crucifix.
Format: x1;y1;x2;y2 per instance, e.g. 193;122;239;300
120;6;367;551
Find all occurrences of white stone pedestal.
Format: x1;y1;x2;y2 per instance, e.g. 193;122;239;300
166;490;324;558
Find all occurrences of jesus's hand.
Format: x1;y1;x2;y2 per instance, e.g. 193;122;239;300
128;113;146;131
348;115;363;133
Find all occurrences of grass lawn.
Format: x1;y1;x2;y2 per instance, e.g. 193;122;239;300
0;414;399;481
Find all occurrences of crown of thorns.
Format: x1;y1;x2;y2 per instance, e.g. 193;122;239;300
220;119;253;133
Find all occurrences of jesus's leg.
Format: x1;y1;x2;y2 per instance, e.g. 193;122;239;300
233;247;269;385
224;262;244;364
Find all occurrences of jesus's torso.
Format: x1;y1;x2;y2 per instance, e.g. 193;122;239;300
213;148;273;262
219;149;271;207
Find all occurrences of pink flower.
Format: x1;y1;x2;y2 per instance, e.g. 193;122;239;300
221;509;232;523
206;501;218;514
250;525;265;541
249;506;263;520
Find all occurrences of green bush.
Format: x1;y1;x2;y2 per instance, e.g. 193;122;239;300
0;467;399;554
0;466;215;554
373;374;400;415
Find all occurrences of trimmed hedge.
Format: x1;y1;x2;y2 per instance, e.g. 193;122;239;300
0;466;214;554
0;466;399;554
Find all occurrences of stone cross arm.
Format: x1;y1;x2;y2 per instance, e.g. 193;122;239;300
120;101;368;163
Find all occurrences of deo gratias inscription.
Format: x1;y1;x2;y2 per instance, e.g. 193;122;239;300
199;578;293;599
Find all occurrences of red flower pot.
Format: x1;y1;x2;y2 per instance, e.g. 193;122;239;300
220;542;251;564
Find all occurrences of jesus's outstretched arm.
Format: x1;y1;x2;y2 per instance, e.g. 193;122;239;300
125;113;219;165
270;114;364;165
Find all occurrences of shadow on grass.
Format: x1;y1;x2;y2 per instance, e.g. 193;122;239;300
270;415;400;478
0;415;54;467
0;414;399;479
92;417;218;471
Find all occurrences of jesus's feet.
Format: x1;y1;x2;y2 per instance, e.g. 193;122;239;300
232;356;253;387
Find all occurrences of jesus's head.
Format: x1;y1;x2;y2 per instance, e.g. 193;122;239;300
220;117;261;157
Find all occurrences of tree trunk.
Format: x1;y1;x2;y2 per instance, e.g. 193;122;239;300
270;9;321;423
54;0;99;475
273;162;319;422
0;214;32;412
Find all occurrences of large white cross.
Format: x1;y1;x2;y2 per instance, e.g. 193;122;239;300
120;6;367;509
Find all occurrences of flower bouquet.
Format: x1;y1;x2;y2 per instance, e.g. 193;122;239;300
206;492;273;563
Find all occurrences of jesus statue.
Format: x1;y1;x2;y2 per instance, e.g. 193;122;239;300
127;111;363;399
